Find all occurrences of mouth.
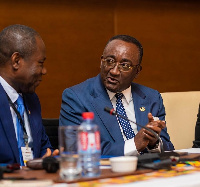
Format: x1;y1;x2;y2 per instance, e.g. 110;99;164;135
106;76;119;84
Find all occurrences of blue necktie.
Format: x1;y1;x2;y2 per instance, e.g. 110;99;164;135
16;95;25;166
115;93;135;140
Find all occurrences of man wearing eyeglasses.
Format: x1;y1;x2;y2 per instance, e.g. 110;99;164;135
60;35;174;156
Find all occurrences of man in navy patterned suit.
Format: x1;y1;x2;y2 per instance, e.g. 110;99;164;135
60;35;174;156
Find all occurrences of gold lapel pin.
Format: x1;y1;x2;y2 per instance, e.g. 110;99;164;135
28;110;31;115
140;107;146;112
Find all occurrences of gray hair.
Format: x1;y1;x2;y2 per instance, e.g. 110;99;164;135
0;24;41;66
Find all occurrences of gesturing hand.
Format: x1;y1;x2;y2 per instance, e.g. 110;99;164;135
145;113;166;148
42;148;59;158
134;113;166;152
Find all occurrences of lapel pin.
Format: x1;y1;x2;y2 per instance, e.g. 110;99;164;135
28;110;31;115
140;107;145;112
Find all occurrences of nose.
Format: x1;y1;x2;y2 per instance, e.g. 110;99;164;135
109;63;120;75
42;66;47;75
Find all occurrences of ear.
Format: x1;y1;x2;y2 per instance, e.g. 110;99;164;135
10;52;21;70
138;65;142;72
135;65;142;79
100;55;104;68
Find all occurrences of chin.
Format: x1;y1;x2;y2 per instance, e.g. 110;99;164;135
26;86;36;94
106;85;119;93
103;78;119;93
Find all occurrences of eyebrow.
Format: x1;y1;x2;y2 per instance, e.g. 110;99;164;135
120;58;132;63
105;55;116;59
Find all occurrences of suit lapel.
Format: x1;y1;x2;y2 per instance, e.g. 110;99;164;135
90;75;124;142
131;83;149;131
23;95;39;158
0;84;19;163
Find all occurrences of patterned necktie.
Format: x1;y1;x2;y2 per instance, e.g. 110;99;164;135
115;93;135;140
16;95;25;166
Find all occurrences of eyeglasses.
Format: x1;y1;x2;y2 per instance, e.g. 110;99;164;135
101;58;140;72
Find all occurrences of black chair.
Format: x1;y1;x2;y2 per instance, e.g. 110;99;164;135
193;104;200;148
42;118;59;150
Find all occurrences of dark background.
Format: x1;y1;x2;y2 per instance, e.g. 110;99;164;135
0;0;199;118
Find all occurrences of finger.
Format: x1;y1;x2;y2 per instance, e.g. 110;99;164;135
152;120;166;129
160;120;166;129
147;120;166;130
148;113;154;122
134;132;149;152
52;149;59;156
146;124;162;135
143;130;158;142
42;148;52;158
144;129;157;138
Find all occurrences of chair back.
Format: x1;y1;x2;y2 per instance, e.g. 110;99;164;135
161;91;200;150
42;118;59;149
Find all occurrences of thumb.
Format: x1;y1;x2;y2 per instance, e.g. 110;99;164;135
148;113;154;122
52;149;59;156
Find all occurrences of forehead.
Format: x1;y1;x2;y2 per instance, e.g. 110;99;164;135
35;36;45;51
32;36;46;58
103;39;140;63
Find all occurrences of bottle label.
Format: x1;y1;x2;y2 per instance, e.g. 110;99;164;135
79;131;100;153
80;132;88;151
95;131;100;150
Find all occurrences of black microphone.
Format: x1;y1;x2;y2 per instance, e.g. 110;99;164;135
104;107;164;153
26;156;59;173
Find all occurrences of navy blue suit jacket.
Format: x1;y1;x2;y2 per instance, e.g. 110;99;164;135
60;74;174;156
0;83;52;164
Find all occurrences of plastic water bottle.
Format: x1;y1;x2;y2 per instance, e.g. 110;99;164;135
78;112;101;177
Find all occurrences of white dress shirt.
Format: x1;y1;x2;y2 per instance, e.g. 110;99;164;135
0;76;33;146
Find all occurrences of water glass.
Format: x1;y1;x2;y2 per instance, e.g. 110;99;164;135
59;126;81;181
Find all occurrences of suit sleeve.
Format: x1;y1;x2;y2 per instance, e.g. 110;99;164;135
27;93;53;158
39;125;53;157
60;88;125;156
100;140;125;156
60;88;84;126
155;93;175;151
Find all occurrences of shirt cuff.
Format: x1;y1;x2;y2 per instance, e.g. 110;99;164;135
124;138;139;156
147;140;162;153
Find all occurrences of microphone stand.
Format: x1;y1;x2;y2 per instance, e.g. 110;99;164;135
104;107;164;153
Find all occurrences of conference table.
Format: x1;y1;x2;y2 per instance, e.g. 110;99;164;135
2;149;200;187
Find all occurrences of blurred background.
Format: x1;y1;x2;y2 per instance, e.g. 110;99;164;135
0;0;199;118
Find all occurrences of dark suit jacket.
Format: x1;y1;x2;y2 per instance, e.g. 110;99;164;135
0;83;52;164
193;104;200;148
60;74;174;156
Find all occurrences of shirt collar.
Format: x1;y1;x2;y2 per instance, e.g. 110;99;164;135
0;76;19;103
107;86;132;103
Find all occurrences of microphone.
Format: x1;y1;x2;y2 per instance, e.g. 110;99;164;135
104;107;164;153
26;156;59;173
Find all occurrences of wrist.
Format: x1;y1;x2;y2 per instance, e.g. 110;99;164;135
147;140;159;150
